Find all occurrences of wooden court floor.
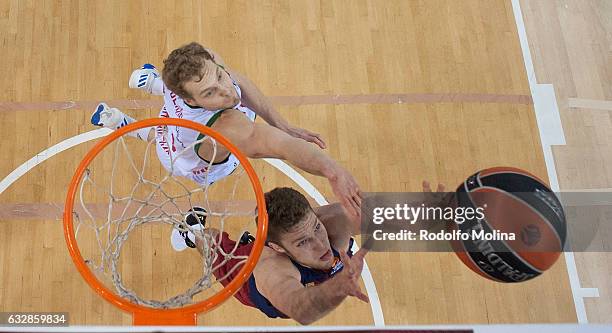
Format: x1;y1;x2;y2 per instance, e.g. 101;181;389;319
520;0;612;324
2;0;608;326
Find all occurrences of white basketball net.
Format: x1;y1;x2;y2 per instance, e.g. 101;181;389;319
71;125;259;309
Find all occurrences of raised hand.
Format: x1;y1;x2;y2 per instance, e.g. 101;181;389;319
328;167;363;217
336;248;369;303
285;125;327;150
422;180;454;208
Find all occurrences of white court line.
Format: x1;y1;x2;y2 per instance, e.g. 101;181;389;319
265;159;385;326
511;0;597;324
0;128;112;194
0;130;384;327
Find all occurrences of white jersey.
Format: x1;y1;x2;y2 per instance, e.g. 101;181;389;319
155;78;256;185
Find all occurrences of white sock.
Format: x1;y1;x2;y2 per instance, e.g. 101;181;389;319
119;113;153;141
132;127;153;141
150;77;164;96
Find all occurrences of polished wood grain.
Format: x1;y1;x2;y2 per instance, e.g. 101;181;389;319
0;0;582;326
520;0;612;323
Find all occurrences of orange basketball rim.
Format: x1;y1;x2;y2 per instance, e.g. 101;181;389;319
63;118;268;325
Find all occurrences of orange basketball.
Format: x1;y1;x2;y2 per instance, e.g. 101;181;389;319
451;167;566;283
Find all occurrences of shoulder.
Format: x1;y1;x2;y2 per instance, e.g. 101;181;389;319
253;247;301;297
212;108;254;130
254;247;300;279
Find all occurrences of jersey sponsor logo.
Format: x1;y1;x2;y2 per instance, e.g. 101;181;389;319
299;256;345;289
157;136;170;155
169;91;184;118
156;108;172;155
156;130;171;155
157;107;182;154
159;106;169;118
329;257;344;276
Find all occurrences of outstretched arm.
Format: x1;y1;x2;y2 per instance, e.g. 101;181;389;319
255;248;369;325
315;181;454;251
231;71;327;149
203;46;326;149
211;109;362;216
229;71;287;130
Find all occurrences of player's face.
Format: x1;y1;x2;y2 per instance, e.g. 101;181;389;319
278;210;335;270
182;60;240;111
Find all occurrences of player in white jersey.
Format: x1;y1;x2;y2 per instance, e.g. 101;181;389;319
152;65;257;185
91;42;362;218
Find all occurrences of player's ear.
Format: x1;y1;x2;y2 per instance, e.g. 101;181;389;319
184;96;196;105
267;241;286;254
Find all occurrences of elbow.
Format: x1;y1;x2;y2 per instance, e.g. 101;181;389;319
244;144;284;160
245;149;271;159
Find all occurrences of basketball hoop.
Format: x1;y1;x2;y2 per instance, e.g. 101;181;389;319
63;118;267;325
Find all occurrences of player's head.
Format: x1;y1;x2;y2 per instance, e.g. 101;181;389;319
263;187;335;270
162;42;239;111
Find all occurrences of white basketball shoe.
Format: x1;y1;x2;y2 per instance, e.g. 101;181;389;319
171;207;207;252
90;103;131;130
129;63;161;95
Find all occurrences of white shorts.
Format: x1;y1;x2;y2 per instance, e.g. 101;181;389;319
155;141;240;186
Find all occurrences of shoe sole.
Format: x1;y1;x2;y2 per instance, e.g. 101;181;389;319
90;103;108;126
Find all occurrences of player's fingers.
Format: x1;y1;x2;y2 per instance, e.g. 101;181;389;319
352;289;370;303
318;138;327;149
303;129;324;143
315;134;327;149
351;183;362;200
347;261;357;277
354;246;370;260
312;135;326;149
349;183;362;205
349;196;361;216
341;252;358;277
303;128;315;136
339;250;351;269
356;186;364;199
342;196;359;217
437;183;445;192
303;129;318;138
351;254;367;270
351;191;362;209
423;180;432;192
